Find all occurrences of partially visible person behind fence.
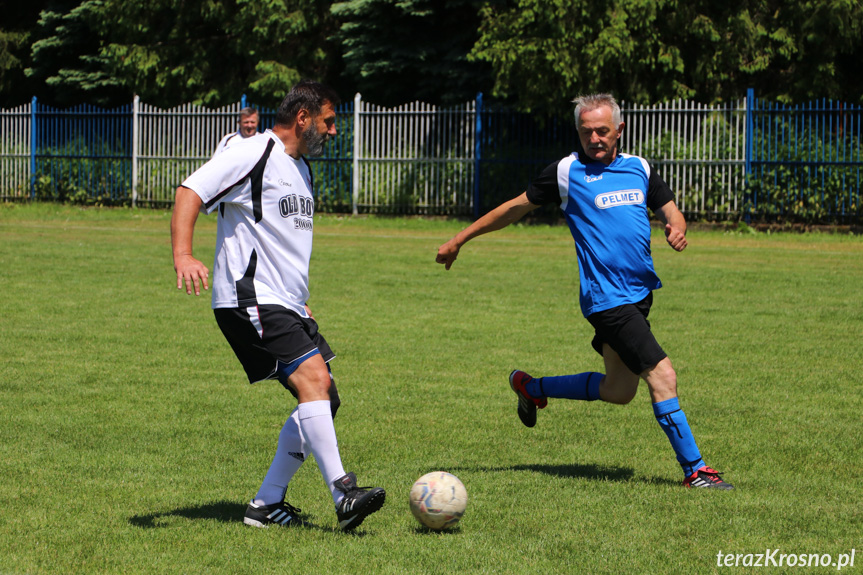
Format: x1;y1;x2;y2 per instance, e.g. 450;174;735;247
213;107;264;155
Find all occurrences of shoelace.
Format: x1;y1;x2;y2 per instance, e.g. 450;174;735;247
700;468;724;483
283;502;302;514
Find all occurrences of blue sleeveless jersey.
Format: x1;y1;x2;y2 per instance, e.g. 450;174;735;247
526;152;673;317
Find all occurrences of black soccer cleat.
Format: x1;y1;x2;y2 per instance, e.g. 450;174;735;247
683;466;734;490
243;500;307;528
509;370;548;428
334;472;386;531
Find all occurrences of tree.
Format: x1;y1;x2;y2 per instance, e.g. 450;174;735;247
468;0;686;113
0;28;32;106
26;3;127;106
7;0;862;109
24;0;341;107
759;0;863;103
675;0;863;104
331;0;492;106
469;0;863;113
0;0;78;106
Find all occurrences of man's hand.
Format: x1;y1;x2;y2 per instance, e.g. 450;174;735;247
174;254;209;295
436;239;461;270
434;192;538;271
664;224;687;252
171;186;208;295
655;200;687;252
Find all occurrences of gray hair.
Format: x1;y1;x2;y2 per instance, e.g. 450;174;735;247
238;107;258;120
572;94;621;128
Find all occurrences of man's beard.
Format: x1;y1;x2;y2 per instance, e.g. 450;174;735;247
302;123;328;156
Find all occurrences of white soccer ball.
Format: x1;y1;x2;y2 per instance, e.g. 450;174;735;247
409;471;468;530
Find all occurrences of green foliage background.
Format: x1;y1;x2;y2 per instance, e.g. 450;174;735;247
2;0;862;111
470;0;863;113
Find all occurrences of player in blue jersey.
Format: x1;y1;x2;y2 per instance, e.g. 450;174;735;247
436;93;732;489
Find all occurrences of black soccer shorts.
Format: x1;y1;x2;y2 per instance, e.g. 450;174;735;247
586;292;667;376
214;304;336;390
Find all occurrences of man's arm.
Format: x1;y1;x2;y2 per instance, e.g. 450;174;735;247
435;192;538;270
654;200;688;252
171;186;210;295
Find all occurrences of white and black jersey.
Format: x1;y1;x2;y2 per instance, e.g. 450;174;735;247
213;131;268;156
181;130;317;317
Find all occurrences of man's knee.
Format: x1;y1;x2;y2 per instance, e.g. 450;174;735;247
283;353;333;402
643;358;677;398
601;375;638;405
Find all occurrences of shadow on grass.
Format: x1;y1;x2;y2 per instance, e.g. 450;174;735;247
453;462;679;487
129;500;245;528
412;525;463;535
128;501;356;534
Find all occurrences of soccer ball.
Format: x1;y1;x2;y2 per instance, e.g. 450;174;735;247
409;471;468;530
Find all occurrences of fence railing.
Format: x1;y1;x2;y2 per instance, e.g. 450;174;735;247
353;95;476;215
746;89;862;223
134;99;243;206
0;103;31;199
623;99;747;218
1;92;861;223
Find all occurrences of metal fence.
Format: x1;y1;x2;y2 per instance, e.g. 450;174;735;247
1;92;861;223
353;95;476;215
33;100;132;202
623;99;747;218
747;89;862;223
0;103;31;198
469;95;750;219
134;98;242;206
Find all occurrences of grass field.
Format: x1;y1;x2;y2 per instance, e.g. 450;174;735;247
1;203;861;574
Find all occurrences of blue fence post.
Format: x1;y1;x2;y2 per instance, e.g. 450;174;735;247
30;96;37;199
745;88;754;224
241;94;247;108
474;92;483;220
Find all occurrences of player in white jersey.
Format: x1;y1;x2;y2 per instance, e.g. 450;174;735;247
213;107;266;156
171;81;386;530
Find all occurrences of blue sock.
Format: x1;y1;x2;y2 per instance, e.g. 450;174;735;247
653;397;706;476
525;373;603;401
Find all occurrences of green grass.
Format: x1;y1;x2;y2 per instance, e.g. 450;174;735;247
1;203;861;574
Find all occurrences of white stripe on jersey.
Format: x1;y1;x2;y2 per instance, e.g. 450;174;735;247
556;154;577;212
246;305;263;339
619;152;651;177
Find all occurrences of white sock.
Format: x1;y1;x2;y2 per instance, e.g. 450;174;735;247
254;408;306;507
297;400;347;505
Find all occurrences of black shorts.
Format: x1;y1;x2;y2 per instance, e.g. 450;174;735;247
586;293;667;376
214;304;336;389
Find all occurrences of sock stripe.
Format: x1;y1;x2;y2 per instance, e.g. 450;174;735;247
662;414;684;439
653;400;705;476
